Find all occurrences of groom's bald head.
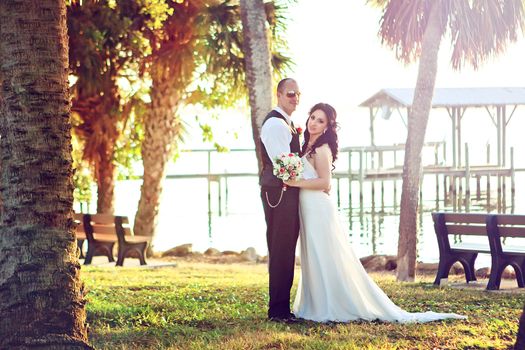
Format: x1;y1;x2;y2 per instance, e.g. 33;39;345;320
277;78;297;93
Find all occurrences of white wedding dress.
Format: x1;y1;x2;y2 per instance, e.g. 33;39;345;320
293;157;467;323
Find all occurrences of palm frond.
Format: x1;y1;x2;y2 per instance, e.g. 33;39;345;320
374;0;525;69
377;0;434;64
193;0;293;107
449;0;524;69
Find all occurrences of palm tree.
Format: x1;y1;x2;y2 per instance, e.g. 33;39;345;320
68;0;151;214
371;0;525;281
133;0;291;249
0;0;91;347
240;0;273;172
132;0;203;245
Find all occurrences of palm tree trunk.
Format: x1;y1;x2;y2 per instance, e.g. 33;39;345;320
0;0;91;348
71;98;119;214
240;0;273;173
0;72;3;215
96;152;116;214
515;302;525;349
396;3;445;282
133;76;181;252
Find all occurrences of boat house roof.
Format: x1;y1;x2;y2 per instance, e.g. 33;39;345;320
359;87;525;108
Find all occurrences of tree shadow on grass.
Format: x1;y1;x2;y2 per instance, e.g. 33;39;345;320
89;316;280;349
89;315;463;350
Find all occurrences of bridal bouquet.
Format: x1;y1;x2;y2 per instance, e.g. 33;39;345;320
264;153;303;208
273;152;303;189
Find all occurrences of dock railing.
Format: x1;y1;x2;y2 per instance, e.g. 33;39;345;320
113;143;521;216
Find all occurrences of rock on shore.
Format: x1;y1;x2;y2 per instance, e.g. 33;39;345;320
162;244;193;257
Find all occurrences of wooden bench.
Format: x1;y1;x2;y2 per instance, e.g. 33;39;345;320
113;215;150;266
75;213;150;266
432;212;489;287
81;213;118;264
432;212;525;290
486;214;525;290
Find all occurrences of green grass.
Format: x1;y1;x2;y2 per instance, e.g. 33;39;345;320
82;262;523;349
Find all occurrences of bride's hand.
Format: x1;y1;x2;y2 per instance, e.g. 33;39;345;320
284;179;298;187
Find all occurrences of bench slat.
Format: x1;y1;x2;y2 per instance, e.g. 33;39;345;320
502;246;525;254
450;242;490;253
443;213;487;224
92;233;118;242
445;224;487;235
91;224;116;235
125;236;150;243
89;214;116;224
497;226;525;238
495;214;525;225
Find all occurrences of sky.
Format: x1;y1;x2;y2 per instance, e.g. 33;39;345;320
181;0;525;166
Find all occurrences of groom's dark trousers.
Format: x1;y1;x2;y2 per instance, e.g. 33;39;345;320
261;186;300;318
259;111;300;319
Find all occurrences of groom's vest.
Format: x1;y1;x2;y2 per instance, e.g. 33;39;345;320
259;110;301;188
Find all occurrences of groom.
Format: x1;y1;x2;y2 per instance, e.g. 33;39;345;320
259;78;301;322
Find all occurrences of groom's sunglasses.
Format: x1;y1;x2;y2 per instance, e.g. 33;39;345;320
286;90;301;98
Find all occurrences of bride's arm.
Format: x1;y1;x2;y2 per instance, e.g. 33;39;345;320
284;144;332;191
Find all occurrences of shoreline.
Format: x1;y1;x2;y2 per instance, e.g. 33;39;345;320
154;244;518;280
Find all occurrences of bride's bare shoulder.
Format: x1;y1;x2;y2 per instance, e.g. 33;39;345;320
311;145;333;168
315;144;332;157
318;143;331;151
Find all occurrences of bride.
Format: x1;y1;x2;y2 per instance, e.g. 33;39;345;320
284;103;466;323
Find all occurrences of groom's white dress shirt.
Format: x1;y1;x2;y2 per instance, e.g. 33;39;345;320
260;107;292;163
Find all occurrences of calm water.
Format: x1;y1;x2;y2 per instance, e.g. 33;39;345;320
100;171;525;265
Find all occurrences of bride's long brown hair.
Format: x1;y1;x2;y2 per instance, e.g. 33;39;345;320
301;103;339;168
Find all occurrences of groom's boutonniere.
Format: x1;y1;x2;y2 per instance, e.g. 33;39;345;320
296;127;304;142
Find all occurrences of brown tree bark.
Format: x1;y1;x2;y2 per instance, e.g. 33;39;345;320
0;70;3;214
240;0;273;174
515;302;525;349
0;0;91;348
95;149;116;214
396;3;445;281
133;75;182;252
72;94;119;215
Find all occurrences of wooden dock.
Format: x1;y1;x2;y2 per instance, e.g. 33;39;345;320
155;146;521;217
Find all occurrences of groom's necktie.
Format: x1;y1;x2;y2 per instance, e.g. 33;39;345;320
290;120;297;134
